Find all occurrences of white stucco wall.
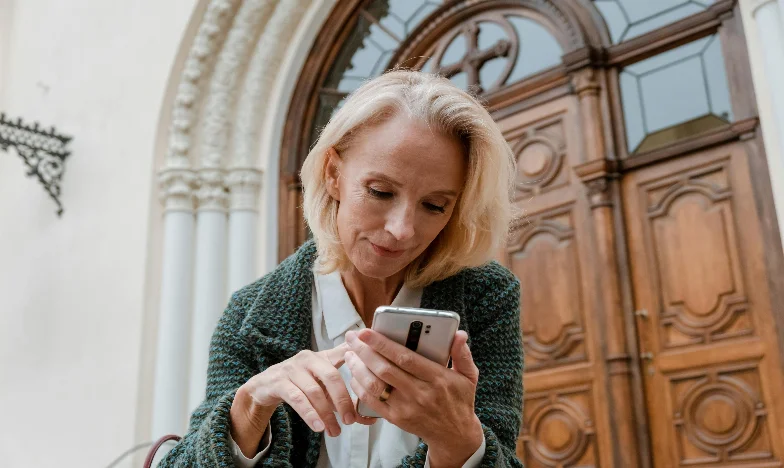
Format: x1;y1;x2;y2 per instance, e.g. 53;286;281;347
0;0;196;466
739;0;784;244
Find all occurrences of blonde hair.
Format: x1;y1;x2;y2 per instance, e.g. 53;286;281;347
301;70;515;288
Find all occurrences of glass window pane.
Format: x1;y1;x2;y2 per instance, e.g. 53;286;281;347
624;3;703;38
407;2;442;33
450;72;468;90
620;34;732;153
435;15;563;92
620;72;645;151
625;36;710;74
703;36;733;122
594;0;715;44
622;0;686;22
507;16;562;82
323;15;398;93
441;33;467;67
479;57;507;90
640;58;708;132
367;0;444;38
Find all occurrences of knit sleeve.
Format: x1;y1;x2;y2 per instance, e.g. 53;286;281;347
469;264;525;468
157;286;295;467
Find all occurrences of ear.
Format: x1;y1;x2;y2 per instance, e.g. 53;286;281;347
325;147;342;201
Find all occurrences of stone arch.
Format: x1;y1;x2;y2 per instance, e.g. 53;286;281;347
142;0;337;447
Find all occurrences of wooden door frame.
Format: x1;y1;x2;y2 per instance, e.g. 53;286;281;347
278;0;784;464
279;0;752;258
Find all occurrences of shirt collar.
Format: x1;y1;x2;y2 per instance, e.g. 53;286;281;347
315;269;423;340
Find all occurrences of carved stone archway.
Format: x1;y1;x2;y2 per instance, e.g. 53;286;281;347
145;0;334;448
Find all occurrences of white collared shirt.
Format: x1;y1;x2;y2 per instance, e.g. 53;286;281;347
229;269;485;467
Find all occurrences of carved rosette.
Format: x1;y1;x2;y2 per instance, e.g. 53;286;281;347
522;393;594;466
226;168;262;211
196;168;229;212
159;169;197;212
513;130;566;196
671;367;773;463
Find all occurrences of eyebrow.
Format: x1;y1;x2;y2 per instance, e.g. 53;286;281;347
366;171;459;197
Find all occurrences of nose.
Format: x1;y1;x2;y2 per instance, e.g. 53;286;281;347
385;203;415;242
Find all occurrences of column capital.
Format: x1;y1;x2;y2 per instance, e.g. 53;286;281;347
196;168;229;212
159;168;197;212
571;68;601;97
226;167;263;212
574;158;618;208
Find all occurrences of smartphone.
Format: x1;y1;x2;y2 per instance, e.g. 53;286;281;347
356;306;460;418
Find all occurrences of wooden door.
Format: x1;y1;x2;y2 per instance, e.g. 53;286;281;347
622;142;784;467
496;90;637;467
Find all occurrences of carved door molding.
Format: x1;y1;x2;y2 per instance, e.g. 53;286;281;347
622;142;784;467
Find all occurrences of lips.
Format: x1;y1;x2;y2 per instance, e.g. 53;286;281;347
370;242;405;258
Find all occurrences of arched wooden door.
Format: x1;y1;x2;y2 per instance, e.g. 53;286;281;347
281;1;784;466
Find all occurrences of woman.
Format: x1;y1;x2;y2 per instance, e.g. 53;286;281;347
160;70;523;467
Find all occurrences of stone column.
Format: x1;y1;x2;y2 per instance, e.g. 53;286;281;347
227;168;262;293
752;0;784;166
152;168;197;438
188;168;229;412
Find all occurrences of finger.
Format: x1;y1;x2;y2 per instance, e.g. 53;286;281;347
345;351;390;401
275;379;326;434
288;370;341;437
317;381;336;412
350;377;391;420
345;335;415;391
354;329;440;381
321;341;351;368
306;356;358;426
449;330;479;384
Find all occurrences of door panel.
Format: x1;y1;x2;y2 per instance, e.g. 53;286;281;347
622;143;784;467
496;94;611;467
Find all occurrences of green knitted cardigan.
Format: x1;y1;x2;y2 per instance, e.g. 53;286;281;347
160;240;524;467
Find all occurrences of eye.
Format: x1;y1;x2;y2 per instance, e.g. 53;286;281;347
368;187;393;199
424;202;446;214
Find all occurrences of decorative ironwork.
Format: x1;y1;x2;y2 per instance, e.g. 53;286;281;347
0;113;72;216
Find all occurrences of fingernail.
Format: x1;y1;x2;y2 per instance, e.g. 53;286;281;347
314;420;325;432
344;412;356;425
358;330;371;342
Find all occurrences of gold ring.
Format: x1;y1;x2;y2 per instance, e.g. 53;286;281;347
378;385;392;402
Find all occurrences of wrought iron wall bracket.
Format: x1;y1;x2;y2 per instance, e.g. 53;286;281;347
0;113;72;216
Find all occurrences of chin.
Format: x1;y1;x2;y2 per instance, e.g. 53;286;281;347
353;255;407;280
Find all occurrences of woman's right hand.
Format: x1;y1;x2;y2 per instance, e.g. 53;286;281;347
230;343;370;457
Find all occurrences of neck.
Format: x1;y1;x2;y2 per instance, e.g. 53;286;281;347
340;267;405;326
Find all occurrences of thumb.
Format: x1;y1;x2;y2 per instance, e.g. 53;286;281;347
450;330;479;384
322;341;351;368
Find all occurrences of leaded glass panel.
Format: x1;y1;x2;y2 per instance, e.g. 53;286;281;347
594;0;714;44
620;34;733;153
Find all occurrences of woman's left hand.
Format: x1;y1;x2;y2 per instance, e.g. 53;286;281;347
344;328;484;468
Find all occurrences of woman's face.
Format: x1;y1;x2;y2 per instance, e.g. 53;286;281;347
326;113;467;280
